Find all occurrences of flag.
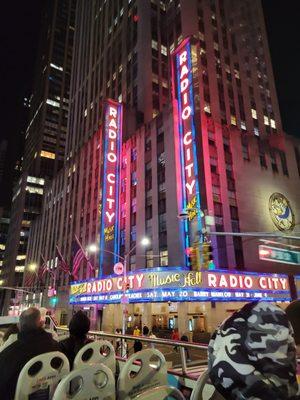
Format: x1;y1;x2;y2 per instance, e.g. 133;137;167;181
72;235;95;280
72;236;86;280
37;255;48;284
56;246;70;274
24;271;35;288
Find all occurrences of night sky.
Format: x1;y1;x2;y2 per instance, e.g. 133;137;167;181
0;1;299;205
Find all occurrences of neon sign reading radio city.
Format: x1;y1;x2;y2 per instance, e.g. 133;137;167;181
178;49;196;197
99;99;123;276
172;38;202;253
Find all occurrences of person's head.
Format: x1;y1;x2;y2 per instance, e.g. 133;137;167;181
142;326;149;336
3;324;19;342
208;301;298;400
69;310;90;339
19;307;43;333
285;300;300;345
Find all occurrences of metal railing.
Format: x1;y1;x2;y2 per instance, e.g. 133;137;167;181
56;326;208;376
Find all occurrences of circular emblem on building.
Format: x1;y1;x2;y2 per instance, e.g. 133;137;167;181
269;193;295;231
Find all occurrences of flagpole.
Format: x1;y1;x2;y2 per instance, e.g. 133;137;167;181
74;235;95;274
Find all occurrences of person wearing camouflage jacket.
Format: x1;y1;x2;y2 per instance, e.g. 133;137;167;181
208;301;300;400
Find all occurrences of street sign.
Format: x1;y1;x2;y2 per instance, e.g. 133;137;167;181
259;245;300;265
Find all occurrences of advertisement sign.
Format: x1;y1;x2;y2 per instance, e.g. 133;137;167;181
171;37;202;264
99;99;123;276
70;267;291;305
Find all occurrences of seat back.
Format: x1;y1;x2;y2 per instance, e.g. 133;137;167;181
73;340;116;375
134;385;186;400
118;348;167;400
14;351;69;400
190;370;226;400
53;364;115;400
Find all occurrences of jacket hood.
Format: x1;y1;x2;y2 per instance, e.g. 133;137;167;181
208;301;299;400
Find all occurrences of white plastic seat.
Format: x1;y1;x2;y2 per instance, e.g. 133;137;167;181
190;370;225;400
118;348;168;400
134;385;186;400
53;364;115;400
73;340;116;375
14;351;69;400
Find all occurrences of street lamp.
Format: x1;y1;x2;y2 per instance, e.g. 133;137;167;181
87;243;98;253
28;263;38;272
87;237;150;336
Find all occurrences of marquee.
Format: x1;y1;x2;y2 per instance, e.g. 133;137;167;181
70;267;291;304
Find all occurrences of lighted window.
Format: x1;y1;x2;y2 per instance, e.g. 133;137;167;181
230;115;237;125
27;176;45;185
15;266;25;272
25;186;44;195
146;250;154;268
0;280;4;286
50;63;63;71
204;104;211;114
240;121;246;130
254;127;259;136
0;244;5;250
270;119;276;129
160;250;168;266
251;108;257;119
46;99;60;108
161;45;167;56
16;255;26;260
40;150;55;159
151;40;158;50
0;261;3;266
264;116;269;125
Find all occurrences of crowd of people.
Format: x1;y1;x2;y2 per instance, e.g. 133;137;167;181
0;300;299;399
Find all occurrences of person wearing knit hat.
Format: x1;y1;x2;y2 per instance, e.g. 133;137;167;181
286;300;300;384
208;301;299;400
59;310;92;368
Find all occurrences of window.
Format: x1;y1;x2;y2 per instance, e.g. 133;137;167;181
146;250;154;268
40;150;55;159
159;249;168;266
251;108;257;119
279;152;289;176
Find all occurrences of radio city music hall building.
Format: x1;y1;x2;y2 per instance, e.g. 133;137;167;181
23;33;300;333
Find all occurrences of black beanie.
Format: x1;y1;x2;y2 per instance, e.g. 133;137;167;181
69;310;90;338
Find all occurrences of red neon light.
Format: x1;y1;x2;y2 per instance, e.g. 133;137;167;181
259;248;271;256
105;105;118;225
178;48;196;203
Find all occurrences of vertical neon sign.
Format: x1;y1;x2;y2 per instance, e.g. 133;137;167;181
171;38;202;265
99;99;123;277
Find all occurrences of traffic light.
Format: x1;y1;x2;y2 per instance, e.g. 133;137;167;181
202;242;214;269
187;243;201;270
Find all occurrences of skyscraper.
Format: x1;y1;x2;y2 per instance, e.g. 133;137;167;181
1;0;76;313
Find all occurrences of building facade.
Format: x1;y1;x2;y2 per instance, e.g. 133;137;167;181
19;0;300;331
1;0;76;313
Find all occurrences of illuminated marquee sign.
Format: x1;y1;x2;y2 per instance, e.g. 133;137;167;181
70;268;291;304
172;38;202;260
99;99;123;276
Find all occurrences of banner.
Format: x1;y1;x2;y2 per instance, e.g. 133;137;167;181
70;267;291;304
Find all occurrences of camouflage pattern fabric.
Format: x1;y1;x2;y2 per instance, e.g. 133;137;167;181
208;301;300;400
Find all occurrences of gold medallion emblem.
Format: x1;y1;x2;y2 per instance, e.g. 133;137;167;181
269;193;295;231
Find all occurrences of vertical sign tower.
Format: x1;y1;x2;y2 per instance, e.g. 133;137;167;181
171;38;202;267
99;99;123;276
